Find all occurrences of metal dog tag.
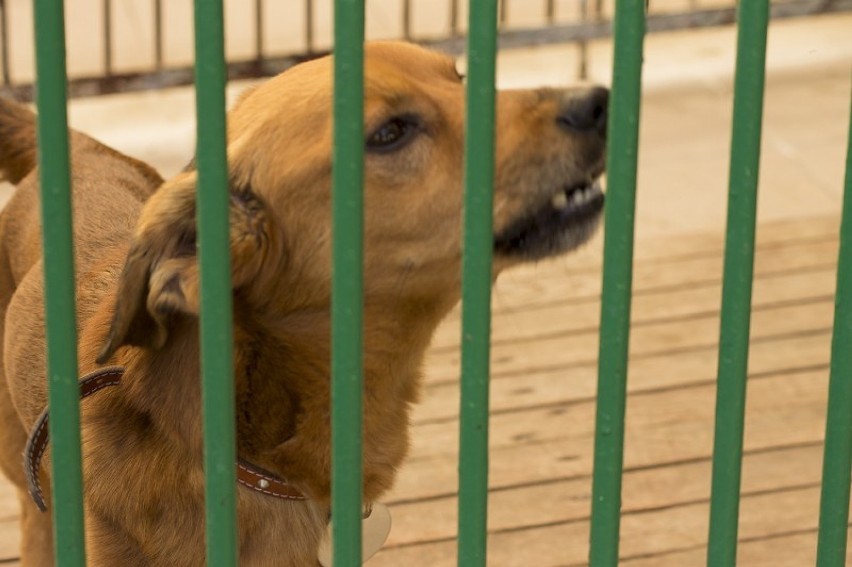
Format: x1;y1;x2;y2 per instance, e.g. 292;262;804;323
317;502;392;566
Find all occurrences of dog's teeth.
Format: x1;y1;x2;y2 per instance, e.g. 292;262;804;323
554;183;598;211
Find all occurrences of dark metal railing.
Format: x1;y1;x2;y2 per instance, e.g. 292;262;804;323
6;0;851;99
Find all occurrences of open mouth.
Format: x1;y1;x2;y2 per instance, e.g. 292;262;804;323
494;178;605;260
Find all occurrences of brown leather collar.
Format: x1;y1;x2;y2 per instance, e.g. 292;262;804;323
24;366;305;512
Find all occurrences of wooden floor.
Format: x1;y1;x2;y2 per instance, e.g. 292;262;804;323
0;214;847;565
368;214;849;566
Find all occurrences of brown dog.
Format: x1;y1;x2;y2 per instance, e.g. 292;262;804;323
0;41;606;565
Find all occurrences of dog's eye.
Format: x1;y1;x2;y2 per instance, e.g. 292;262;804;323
366;117;419;153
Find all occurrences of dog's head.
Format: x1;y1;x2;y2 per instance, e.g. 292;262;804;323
98;41;605;361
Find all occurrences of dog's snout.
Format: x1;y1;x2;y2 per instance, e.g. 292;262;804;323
557;87;609;137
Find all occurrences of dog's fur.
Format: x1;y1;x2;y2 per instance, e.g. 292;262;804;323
0;42;606;565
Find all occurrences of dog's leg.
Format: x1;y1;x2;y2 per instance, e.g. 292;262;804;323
0;398;53;566
18;489;54;567
0;355;54;566
0;238;54;566
0;383;54;566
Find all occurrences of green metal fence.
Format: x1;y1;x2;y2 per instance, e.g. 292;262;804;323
27;0;852;565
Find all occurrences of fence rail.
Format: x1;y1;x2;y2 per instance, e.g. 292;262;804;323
816;91;852;567
193;0;238;563
331;1;366;564
32;0;85;563
588;0;643;563
6;0;852;100
456;1;498;564
706;0;770;563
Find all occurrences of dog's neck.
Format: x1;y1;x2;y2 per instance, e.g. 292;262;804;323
115;293;454;502
236;294;454;502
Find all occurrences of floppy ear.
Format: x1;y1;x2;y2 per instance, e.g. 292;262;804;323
96;171;274;363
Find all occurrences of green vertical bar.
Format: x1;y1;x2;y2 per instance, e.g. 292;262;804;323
193;0;238;565
331;1;365;565
587;0;644;565
816;89;852;567
706;0;769;565
32;1;87;565
456;1;498;565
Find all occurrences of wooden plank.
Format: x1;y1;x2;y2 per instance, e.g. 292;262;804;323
619;529;852;567
415;331;831;424
424;297;834;384
525;213;838;278
583;213;838;268
464;236;837;317
391;368;829;501
431;262;837;350
370;486;831;566
384;443;825;547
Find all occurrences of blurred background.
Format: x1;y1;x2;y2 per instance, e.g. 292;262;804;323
0;0;849;238
0;1;850;564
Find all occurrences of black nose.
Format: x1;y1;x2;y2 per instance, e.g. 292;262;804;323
557;86;608;138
